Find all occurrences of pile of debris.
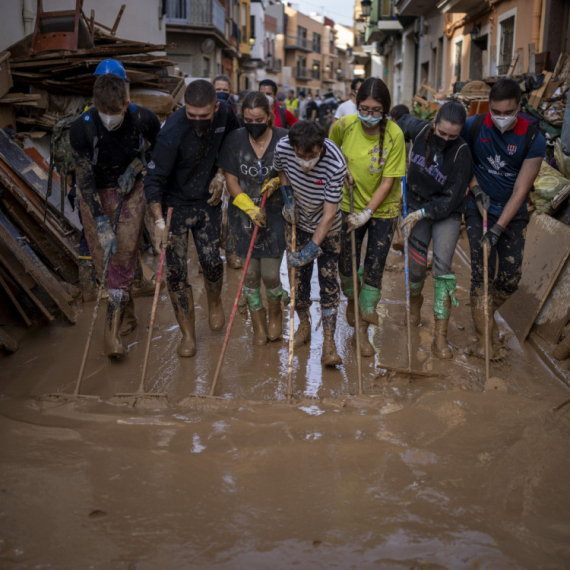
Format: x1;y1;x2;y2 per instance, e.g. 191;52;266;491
0;8;183;353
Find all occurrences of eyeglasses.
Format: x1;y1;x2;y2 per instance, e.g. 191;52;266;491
358;106;383;117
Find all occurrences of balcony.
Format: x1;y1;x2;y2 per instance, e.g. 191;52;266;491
396;0;439;16
284;35;313;52
365;18;403;43
266;58;283;73
165;0;226;36
437;0;487;13
322;72;335;83
294;67;312;80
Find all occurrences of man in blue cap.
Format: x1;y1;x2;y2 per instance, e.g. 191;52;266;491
70;70;160;357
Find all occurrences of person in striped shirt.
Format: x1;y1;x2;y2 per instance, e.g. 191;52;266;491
270;121;347;367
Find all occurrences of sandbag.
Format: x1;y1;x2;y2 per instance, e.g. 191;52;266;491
530;160;570;213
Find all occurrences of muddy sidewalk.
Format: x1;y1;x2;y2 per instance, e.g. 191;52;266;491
1;237;570;569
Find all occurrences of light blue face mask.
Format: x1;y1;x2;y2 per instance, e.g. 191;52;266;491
358;113;383;128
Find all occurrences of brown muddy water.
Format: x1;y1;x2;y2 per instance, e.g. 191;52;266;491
1;237;570;569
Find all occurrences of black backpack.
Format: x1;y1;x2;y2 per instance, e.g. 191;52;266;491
468;113;541;159
277;105;289;130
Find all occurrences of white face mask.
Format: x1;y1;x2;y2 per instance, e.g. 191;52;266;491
491;113;517;134
265;95;275;107
295;154;320;173
99;112;125;131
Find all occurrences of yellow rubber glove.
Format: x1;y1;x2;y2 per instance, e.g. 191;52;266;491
233;193;266;227
260;176;280;198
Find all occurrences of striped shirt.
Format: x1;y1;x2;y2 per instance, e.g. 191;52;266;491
273;137;347;233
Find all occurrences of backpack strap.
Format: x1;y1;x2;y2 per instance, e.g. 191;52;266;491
469;113;486;150
127;104;150;166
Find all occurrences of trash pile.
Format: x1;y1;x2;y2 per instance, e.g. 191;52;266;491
0;10;182;352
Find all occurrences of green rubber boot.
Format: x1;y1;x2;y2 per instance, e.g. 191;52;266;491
358;283;381;326
432;275;459;360
244;286;267;346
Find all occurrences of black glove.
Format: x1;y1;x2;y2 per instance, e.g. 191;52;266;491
480;223;504;256
471;185;490;217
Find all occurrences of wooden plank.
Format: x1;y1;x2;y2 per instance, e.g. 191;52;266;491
0;271;32;326
0;129;81;232
534;257;570;343
517;48;524;75
0;93;41;104
529;70;552;109
0;211;76;323
528;43;536;74
507;54;518;76
490;45;497;76
499;214;570;343
0;251;54;322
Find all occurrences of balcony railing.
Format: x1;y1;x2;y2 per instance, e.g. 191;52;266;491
284;35;312;52
294;67;312;80
266;58;282;73
165;0;225;35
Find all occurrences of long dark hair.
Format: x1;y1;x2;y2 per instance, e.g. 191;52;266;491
425;101;467;164
356;77;392;162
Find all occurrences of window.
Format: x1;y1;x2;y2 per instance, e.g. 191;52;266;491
297;26;308;49
499;16;515;74
313;33;321;53
250;15;255;41
297;56;307;77
241;3;247;42
204;57;211;77
165;0;187;20
312;60;320;80
454;40;463;79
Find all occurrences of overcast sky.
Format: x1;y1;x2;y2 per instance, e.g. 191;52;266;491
288;0;355;28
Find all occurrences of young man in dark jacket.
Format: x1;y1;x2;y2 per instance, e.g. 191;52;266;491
70;73;160;357
461;79;545;359
144;80;239;357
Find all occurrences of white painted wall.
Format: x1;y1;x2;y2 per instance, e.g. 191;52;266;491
1;0;166;51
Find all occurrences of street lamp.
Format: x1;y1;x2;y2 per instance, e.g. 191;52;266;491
468;23;481;39
360;0;371;18
356;18;365;33
325;64;331;72
312;63;319;70
249;37;256;46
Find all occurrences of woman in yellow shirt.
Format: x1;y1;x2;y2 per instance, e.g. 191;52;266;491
329;77;406;356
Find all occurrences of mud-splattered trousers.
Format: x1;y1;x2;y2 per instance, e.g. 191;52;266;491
165;202;223;292
285;223;341;314
80;180;145;291
408;212;462;282
465;208;527;298
339;213;396;289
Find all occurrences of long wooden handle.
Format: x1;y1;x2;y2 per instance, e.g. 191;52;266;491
74;193;125;395
210;193;268;397
138;207;173;394
402;176;413;373
287;223;296;403
483;209;490;383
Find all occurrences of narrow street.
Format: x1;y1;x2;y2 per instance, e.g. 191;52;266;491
1;236;569;569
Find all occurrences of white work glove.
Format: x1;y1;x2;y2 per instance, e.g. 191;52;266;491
347;208;372;233
399;208;425;232
152;218;169;253
207;172;225;206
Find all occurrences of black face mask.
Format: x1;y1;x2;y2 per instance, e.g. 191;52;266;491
217;92;230;101
432;133;452;152
188;118;212;137
245;123;269;140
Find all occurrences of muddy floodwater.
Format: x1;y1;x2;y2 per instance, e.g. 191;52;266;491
1;236;570;569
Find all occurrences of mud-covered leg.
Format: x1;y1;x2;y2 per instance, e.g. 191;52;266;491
286;223;312;348
408;218;432;326
339;212;366;327
166;230;196;357
193;204;225;331
317;231;342;366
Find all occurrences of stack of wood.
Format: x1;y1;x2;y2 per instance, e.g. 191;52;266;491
526;52;570;129
458;81;491;116
0;28;184;131
0;128;81;349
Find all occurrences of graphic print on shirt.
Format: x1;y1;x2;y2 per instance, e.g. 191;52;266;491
368;145;386;173
409;150;448;186
487;154;507;173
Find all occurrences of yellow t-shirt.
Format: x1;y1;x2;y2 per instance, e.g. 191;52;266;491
329;114;406;218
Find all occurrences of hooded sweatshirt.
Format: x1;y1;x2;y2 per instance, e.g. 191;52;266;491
398;114;473;220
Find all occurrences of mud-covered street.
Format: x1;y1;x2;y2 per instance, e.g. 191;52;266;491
1;236;570;569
